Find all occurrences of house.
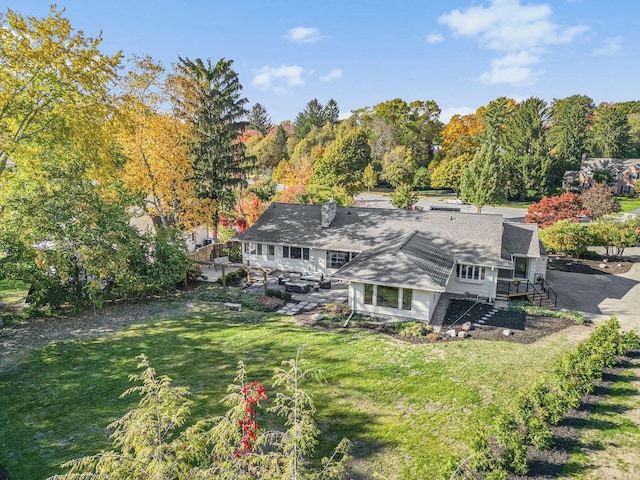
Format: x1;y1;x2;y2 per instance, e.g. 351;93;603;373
128;206;212;254
235;201;547;322
562;157;640;195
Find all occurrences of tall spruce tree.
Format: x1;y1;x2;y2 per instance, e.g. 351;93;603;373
548;95;594;171
173;57;250;241
460;127;505;212
503;97;555;199
324;98;340;123
587;104;632;158
247;102;272;134
274;124;289;160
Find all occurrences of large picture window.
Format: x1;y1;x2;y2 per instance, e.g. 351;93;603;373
401;289;412;310
326;251;350;268
456;264;486;281
514;257;528;279
364;284;373;305
283;246;309;260
377;285;399;309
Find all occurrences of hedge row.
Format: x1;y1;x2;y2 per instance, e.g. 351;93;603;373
449;318;639;479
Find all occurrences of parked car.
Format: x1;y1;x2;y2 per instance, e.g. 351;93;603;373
443;198;466;204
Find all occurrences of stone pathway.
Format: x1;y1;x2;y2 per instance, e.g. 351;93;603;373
473;307;499;327
276;300;319;316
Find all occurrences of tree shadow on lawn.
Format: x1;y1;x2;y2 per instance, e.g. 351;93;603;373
8;312;390;478
524;352;640;479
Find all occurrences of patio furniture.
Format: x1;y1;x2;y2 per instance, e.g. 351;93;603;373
285;281;311;293
319;278;331;289
278;274;291;285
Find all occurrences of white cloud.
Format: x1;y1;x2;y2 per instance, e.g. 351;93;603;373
438;0;588;86
252;65;305;93
284;26;323;44
320;68;343;82
426;32;444;44
592;36;622;56
479;50;543;85
440;106;475;123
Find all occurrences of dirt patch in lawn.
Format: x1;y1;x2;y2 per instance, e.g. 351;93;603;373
548;255;635;275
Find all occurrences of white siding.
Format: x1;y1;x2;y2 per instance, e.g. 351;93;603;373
350;282;438;322
534;256;548;281
445;267;497;300
241;243;350;275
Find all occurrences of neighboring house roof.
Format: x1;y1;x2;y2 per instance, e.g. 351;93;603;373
236;203;515;268
332;231;455;290
581;158;640;176
501;222;541;260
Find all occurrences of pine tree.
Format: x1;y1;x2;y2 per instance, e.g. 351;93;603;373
173;57;251;241
274;124;289;160
247;102;272;134
323;98;340;124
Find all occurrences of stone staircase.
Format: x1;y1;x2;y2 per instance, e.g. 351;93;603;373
473;307;499;328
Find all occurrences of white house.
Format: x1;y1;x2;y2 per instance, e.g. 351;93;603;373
235;200;547;322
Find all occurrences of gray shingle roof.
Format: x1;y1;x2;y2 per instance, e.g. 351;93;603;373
332;232;455;290
236;203;515;268
501;222;541;259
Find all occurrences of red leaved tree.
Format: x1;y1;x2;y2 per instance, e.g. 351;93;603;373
525;193;586;228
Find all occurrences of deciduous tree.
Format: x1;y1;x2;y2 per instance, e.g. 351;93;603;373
363;163;377;191
525;193;585;227
310;128;371;196
581;183;621;219
0;6;121;178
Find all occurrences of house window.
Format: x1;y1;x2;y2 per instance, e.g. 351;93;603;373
256;243;263;256
377;285;399;309
326;251;350;268
364;284;373;305
401;289;412;311
456;264;486;281
283;246;309;260
267;245;275;259
244;242;257;254
514;257;528;279
621;185;631;195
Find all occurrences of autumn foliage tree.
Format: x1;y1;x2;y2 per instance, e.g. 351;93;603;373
525;193;585;228
0;6;121;178
580;182;621;220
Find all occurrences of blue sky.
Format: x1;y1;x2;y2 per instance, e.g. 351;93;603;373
6;0;640;123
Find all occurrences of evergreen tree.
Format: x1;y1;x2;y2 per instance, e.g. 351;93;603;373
460;131;505;212
503;97;555;199
587;104;632;158
548;95;594;170
294;98;326;141
324;98;340;123
173;57;250;241
247;102;272;134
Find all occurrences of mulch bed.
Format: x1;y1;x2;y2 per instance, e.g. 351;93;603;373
548;255;635;274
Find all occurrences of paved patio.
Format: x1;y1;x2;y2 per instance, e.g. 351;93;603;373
198;264;349;315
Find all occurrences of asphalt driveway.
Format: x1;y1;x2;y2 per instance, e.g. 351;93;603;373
547;261;640;331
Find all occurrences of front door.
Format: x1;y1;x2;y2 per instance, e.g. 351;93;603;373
514;257;528;279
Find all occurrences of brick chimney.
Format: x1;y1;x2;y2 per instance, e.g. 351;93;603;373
321;198;337;228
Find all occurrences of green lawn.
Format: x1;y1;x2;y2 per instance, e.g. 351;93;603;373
0;280;29;307
616;196;640;212
0;303;583;480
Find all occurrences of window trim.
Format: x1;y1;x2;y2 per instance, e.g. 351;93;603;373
282;245;310;260
456;263;486;282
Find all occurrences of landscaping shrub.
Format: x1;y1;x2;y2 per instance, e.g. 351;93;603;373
256;295;285;311
509;302;588;324
324;302;350;318
395;321;433;338
266;288;292;301
466;317;637;478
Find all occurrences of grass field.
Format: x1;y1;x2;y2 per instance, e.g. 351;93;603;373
0;280;29;307
0;303;583;480
617;196;640;213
